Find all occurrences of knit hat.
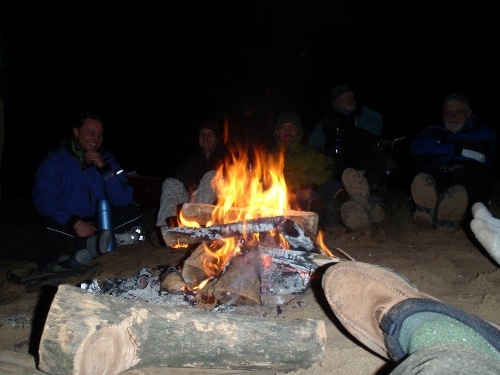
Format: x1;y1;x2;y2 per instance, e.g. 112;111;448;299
331;84;353;104
197;119;222;140
441;92;471;109
274;110;303;139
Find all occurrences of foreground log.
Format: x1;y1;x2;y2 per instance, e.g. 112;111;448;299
39;284;327;375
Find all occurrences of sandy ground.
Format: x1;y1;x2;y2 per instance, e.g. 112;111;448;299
1;191;499;375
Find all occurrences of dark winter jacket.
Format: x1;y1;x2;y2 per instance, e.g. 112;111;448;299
174;145;227;191
410;115;497;171
32;139;134;227
308;106;384;177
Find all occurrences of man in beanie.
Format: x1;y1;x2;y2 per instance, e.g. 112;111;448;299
270;110;344;227
152;118;227;246
308;84;390;230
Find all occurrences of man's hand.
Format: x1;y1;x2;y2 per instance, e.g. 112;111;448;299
73;219;97;237
84;151;105;168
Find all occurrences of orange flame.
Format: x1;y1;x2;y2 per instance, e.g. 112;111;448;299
211;141;288;225
316;230;333;257
183;138;290;278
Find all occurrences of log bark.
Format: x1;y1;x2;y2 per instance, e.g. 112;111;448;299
38;284;326;375
181;203;319;235
161;216;284;247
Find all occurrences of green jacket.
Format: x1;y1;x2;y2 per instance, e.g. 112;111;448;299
270;140;337;190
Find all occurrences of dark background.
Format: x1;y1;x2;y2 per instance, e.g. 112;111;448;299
1;0;500;199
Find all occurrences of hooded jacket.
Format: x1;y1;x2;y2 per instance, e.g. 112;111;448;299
270;140;336;191
32;138;134;227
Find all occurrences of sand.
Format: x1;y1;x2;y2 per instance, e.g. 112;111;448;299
0;192;499;375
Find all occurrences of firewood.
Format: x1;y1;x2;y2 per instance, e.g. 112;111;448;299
38;284;326;374
278;218;320;252
181;203;319;234
212;250;262;306
161;216;284;247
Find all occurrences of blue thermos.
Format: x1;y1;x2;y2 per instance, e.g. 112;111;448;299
96;198;116;252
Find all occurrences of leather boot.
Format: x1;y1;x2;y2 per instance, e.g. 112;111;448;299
322;261;500;361
340;200;371;231
321;261;438;359
341;168;385;224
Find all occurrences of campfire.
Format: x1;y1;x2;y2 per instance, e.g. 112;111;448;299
38;141;334;375
160;140;339;307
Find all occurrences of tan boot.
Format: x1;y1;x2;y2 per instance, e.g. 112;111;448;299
437;184;468;222
322;261;500;361
410;172;438;210
411;172;438;228
321;261;438;359
341;168;385;224
340;200;371;231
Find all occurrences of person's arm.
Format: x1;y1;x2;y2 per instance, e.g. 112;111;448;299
307;121;326;151
410;126;456;170
99;151;134;206
453;124;498;167
311;151;336;186
32;153;77;226
356;107;383;136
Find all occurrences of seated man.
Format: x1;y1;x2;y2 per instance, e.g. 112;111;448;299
269;110;344;227
308;84;391;203
32;109;143;270
410;93;497;229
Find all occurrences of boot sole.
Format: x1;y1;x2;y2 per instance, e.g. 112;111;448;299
437;185;468;221
340;201;371;231
412;207;434;229
411;172;438;209
341;168;384;224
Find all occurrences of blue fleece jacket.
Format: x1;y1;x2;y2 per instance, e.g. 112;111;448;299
32;139;133;227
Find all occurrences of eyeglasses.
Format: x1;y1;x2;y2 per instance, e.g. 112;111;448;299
443;109;467;116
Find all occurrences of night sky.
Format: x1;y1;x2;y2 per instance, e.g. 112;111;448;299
1;1;500;198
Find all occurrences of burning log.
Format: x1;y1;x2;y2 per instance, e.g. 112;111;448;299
38;284;327;374
181;203;319;234
162;217;320;253
212;249;262;306
181;242;224;288
161;215;284;247
279;218;320;252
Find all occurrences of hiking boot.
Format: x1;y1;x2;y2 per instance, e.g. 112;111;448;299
412;206;434;229
340;200;371;231
411;172;439;228
437;184;468;222
411;172;438;210
322;261;500;361
341;168;385;224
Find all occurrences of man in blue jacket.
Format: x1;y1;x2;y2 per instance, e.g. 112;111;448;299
32;109;142;270
410;93;497;229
